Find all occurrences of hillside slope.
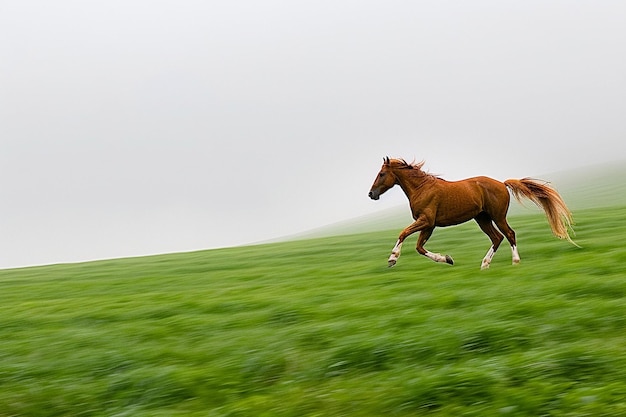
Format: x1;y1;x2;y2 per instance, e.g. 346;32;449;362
1;205;625;416
1;160;625;415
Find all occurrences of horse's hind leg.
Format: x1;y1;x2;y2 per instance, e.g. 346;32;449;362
475;212;504;270
493;217;520;265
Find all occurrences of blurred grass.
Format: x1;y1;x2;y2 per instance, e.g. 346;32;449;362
1;205;626;416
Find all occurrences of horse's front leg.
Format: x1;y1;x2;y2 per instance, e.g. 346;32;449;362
416;227;454;265
388;219;428;267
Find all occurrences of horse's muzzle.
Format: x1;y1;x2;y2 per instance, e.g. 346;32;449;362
369;190;380;200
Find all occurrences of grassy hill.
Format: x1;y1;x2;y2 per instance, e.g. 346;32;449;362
1;162;626;416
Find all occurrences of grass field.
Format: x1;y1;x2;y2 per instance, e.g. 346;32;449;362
1;205;626;416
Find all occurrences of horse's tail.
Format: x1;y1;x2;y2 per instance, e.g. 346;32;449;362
504;178;578;246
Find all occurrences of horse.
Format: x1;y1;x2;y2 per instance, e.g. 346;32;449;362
368;157;576;269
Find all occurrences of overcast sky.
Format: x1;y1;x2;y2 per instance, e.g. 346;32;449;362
1;1;625;268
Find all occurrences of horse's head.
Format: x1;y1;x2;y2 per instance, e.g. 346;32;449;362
368;157;397;200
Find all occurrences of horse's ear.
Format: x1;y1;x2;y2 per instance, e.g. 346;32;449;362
383;156;390;165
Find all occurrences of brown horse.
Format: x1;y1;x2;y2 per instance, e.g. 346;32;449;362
368;157;576;269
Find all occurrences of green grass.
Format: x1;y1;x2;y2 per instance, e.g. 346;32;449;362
1;205;626;416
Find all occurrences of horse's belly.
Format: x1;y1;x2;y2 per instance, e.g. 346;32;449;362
435;211;479;227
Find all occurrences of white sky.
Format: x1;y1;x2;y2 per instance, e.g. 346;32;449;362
1;1;625;268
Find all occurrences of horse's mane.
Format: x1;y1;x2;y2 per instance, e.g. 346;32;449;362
386;158;441;181
395;159;425;170
387;158;428;172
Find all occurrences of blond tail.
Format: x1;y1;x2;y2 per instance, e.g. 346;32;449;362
504;178;578;246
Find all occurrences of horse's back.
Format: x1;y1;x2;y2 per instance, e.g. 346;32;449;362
466;176;507;192
445;176;506;195
447;176;510;211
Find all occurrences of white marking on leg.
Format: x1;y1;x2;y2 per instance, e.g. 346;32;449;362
425;251;447;263
388;240;403;265
481;246;495;270
511;245;520;265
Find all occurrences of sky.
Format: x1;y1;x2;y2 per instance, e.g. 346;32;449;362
1;1;625;269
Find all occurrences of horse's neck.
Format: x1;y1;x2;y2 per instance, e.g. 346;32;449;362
396;170;431;197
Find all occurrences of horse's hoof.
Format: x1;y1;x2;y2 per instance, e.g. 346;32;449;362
388;259;396;267
445;255;454;265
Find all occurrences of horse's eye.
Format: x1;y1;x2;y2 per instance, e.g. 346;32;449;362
379;172;385;178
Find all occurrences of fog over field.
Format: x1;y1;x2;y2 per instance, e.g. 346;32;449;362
2;1;625;268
